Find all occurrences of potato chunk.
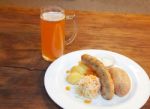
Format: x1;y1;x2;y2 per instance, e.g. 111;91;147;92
66;72;83;84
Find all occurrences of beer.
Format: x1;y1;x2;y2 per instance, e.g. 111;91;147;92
41;12;65;61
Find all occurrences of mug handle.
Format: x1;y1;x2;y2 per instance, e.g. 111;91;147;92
65;14;77;45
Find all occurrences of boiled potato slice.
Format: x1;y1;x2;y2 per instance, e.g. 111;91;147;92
79;62;89;71
66;72;83;85
66;70;70;74
70;66;78;73
70;65;86;75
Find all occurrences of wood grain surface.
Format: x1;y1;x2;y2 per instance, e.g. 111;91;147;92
0;6;150;109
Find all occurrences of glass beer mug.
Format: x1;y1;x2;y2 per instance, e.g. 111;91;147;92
40;6;77;61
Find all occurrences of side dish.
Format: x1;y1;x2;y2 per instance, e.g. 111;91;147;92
77;75;100;98
109;67;131;97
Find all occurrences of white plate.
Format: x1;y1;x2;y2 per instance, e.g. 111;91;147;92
44;49;150;109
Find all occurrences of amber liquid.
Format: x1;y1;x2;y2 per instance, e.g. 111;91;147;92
41;13;65;61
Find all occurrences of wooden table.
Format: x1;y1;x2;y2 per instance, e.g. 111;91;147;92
0;7;150;109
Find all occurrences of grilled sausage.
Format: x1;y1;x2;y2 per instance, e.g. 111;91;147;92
81;54;114;100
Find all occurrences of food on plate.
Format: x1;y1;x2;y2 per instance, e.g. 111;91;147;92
66;62;97;84
66;54;131;101
77;75;100;98
65;86;71;91
84;99;92;104
69;62;96;75
81;54;114;100
109;67;131;97
79;62;97;76
97;56;115;68
66;72;83;84
70;65;86;75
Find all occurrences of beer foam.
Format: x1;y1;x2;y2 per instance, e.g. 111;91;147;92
41;12;65;21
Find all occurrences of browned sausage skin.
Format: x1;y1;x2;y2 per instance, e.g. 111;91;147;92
81;54;114;100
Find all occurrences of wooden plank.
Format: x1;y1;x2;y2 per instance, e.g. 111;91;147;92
0;67;60;109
